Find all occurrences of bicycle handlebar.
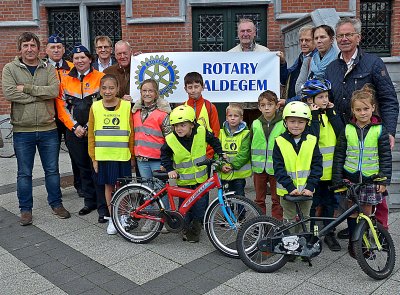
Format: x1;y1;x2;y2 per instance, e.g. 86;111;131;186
195;157;227;167
329;174;387;191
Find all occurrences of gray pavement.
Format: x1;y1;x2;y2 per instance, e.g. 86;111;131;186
0;150;399;294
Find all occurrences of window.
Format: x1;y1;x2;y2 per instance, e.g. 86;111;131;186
48;6;121;57
360;0;392;56
192;6;267;52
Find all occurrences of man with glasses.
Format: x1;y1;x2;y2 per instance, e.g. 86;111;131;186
326;17;398;239
92;35;116;72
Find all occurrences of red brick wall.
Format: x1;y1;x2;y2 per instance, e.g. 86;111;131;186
0;0;32;22
280;1;349;13
392;0;400;56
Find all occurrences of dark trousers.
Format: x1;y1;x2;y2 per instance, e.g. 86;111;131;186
65;130;96;209
310;180;336;233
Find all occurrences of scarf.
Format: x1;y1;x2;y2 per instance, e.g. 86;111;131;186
309;45;338;79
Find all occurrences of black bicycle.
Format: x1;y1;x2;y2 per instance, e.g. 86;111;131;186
236;177;396;280
0;117;14;158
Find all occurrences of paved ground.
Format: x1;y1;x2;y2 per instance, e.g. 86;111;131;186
0;151;399;295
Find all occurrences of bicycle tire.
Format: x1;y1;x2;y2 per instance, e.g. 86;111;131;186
353;221;396;280
111;184;163;244
205;195;262;258
204;195;262;258
0;117;15;158
236;216;289;273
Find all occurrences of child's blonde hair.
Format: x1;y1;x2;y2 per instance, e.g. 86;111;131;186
351;83;378;113
226;103;244;117
258;90;278;105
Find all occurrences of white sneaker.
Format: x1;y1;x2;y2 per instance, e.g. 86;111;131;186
107;220;117;235
141;219;155;232
161;226;169;234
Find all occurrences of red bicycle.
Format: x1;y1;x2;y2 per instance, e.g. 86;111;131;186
111;158;262;258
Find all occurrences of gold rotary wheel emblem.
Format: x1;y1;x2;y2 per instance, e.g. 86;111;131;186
135;55;179;98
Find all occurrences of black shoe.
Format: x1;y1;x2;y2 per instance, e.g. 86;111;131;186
337;228;349;239
79;206;94;216
324;234;341;251
98;216;108;223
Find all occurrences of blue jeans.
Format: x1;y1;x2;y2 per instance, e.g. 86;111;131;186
14;130;63;212
137;159;169;209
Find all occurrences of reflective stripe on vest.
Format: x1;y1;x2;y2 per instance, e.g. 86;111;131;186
165;125;208;185
318;114;337;181
275;134;317;196
251;119;285;175
93;100;131;161
344;124;381;177
133;109;167;158
219;129;252;180
185;101;212;132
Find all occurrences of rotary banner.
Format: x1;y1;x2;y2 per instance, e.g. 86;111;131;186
130;52;280;103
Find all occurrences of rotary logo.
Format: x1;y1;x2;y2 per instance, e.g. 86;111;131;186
135;55;179;98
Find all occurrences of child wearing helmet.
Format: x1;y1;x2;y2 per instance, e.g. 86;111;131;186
160;105;224;243
273;101;322;238
301;78;344;251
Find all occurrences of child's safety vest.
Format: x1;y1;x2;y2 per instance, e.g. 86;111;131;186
93;100;131;161
165;125;208;186
318;114;336;180
219;129;252;180
344;124;381;177
251;119;285;175
275;134;317;196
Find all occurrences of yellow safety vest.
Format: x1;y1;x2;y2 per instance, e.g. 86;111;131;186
165;125;208;185
93;100;131;161
344;124;381;177
275;134;317;196
185;101;212;132
251;119;285;175
219;128;252;180
318;114;336;180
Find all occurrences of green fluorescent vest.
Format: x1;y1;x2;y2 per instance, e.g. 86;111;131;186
93;100;131;161
275;134;317;196
344;124;381;177
251;119;285;175
219;128;252;180
318;114;337;181
165;125;208;185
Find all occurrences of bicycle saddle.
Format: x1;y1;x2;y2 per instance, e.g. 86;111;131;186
283;195;313;202
152;170;169;182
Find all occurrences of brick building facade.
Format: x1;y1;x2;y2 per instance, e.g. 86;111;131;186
0;0;398;114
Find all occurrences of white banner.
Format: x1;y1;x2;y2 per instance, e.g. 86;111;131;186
130;52;280;103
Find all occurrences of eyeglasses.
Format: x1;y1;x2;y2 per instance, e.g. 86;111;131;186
96;46;111;50
336;32;359;40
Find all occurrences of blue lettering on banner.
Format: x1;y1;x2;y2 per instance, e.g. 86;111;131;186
204;79;267;92
203;63;258;75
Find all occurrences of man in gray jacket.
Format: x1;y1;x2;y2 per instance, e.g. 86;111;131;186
2;32;70;225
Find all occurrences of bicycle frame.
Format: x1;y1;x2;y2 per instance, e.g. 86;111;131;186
273;191;382;250
130;170;238;228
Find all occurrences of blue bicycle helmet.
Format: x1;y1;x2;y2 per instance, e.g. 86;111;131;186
301;78;331;100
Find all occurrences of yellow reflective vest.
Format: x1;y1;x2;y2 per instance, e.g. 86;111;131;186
318;114;337;180
93;100;131;161
165;125;208;185
219;128;252;180
275;134;317;196
184;101;212;132
251;119;285;175
344;124;381;177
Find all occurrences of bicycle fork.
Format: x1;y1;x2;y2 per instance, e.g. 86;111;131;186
217;190;238;229
356;213;383;251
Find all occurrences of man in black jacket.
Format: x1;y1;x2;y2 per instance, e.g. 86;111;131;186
326;17;399;238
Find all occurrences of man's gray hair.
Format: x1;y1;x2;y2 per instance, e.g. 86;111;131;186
115;40;131;49
298;24;314;37
336;17;362;34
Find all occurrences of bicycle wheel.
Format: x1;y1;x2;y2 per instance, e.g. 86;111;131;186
111;184;163;243
204;195;262;258
0;118;15;158
353;221;396;280
236;216;289;273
